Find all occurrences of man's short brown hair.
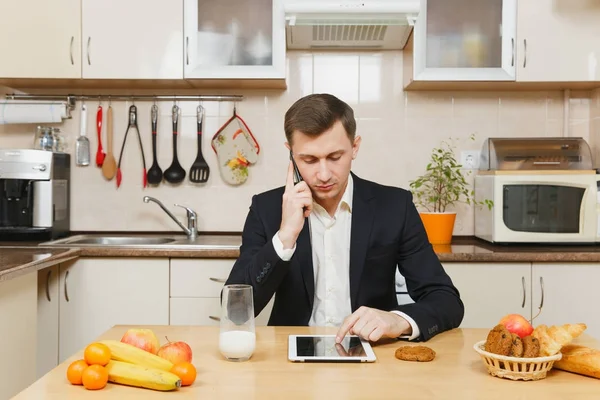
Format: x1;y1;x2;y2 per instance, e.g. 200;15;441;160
284;93;356;145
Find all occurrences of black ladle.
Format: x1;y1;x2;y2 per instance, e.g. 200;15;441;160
146;104;163;185
163;104;186;184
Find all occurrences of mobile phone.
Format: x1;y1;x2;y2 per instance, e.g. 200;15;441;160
290;150;303;185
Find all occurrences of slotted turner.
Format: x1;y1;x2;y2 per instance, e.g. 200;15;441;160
189;105;210;183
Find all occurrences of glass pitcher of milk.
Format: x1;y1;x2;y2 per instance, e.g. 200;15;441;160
219;284;256;361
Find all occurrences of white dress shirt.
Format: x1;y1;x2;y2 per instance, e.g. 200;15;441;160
272;175;420;340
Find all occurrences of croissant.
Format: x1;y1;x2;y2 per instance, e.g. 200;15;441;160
532;323;587;356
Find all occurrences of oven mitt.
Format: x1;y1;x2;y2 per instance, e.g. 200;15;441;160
211;112;260;185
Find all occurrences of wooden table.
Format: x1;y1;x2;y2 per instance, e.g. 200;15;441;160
14;326;600;399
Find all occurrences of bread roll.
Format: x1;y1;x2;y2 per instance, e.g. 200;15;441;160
554;345;600;379
532;323;587;356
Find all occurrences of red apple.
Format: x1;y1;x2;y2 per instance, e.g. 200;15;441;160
120;328;160;354
499;314;534;338
157;337;193;364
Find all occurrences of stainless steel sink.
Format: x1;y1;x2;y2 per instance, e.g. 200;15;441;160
40;234;242;250
67;236;177;246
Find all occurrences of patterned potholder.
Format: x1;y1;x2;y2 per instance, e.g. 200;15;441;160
211;111;260;185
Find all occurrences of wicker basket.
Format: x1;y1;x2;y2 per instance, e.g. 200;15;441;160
473;340;562;381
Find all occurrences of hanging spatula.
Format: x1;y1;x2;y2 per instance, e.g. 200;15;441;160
189;105;210;183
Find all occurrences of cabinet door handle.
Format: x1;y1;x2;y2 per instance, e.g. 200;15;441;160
69;36;74;65
46;269;52;302
87;37;91;65
64;270;70;302
539;276;544;310
209;316;221;321
523;39;527;68
511;38;514;67
521;276;526;308
209;277;226;283
186;36;189;65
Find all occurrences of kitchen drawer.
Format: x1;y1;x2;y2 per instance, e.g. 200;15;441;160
170;258;235;297
169;297;273;326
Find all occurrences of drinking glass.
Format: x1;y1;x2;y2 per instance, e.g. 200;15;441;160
219;284;256;361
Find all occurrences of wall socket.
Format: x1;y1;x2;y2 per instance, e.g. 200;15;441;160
460;151;480;169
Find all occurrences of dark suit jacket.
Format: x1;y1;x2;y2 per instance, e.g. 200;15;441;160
225;172;464;341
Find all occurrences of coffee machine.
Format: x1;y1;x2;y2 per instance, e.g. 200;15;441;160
0;149;71;241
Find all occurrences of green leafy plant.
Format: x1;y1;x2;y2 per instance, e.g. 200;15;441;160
409;135;493;213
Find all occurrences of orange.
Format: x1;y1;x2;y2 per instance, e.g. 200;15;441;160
84;342;111;366
81;364;108;390
66;359;89;385
170;362;197;386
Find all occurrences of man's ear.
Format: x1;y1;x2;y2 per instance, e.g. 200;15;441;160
352;136;362;159
284;142;291;151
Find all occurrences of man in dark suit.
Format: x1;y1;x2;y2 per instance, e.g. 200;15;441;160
225;93;464;343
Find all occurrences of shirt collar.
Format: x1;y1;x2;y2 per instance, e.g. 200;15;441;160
340;173;353;213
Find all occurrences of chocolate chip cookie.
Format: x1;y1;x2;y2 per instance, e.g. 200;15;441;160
522;335;541;358
485;324;512;356
509;333;524;357
394;345;436;362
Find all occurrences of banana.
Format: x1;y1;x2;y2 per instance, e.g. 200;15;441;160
105;360;182;391
99;340;174;371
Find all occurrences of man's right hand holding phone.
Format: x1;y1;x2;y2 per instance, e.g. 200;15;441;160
278;161;313;250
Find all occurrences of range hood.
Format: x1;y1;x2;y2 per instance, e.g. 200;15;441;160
284;0;420;50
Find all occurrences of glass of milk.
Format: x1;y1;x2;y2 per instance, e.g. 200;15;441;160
219;284;256;361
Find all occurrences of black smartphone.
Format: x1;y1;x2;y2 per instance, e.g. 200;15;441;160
290;150;303;185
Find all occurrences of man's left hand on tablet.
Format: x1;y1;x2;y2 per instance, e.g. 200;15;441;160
336;306;412;343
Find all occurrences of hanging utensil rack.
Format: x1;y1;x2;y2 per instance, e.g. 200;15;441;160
3;93;244;113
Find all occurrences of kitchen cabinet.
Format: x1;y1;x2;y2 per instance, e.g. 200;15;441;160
57;257;170;362
170;258;274;326
515;0;600;82
81;0;183;79
183;0;286;80
0;272;38;400
37;264;60;379
442;263;531;328
0;0;81;79
532;263;600;340
410;0;517;81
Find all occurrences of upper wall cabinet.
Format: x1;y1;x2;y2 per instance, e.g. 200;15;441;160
183;0;286;80
82;0;183;80
0;0;81;79
516;0;600;82
411;0;517;81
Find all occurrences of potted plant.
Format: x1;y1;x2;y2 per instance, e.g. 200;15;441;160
409;135;493;246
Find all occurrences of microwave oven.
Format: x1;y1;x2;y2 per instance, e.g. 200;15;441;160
474;172;600;244
474;137;598;244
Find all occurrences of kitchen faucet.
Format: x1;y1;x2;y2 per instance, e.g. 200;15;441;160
143;196;197;240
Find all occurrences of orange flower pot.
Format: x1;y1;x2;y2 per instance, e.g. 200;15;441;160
419;212;456;245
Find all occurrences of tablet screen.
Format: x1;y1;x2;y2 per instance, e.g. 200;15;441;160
296;336;367;358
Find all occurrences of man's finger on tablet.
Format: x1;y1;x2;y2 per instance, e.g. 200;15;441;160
336;309;363;343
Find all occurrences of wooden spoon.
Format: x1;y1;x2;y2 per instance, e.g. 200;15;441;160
102;105;117;180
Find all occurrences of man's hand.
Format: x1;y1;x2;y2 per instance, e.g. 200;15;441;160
336;306;412;343
278;160;313;249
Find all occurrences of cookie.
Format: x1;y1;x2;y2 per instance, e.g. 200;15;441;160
509;333;524;357
522;335;541;358
485;324;512;356
394;345;436;362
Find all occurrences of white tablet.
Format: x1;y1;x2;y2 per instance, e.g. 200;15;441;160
288;334;377;363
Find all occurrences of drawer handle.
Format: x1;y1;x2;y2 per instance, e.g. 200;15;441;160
521;276;526;308
209;277;226;283
46;269;52;302
64;270;70;302
209;316;221;321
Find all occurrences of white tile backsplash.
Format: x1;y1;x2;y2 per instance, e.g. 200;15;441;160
1;51;598;234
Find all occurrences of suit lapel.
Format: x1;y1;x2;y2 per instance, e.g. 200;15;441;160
295;217;314;310
349;174;375;311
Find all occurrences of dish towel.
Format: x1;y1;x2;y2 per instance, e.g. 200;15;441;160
0;100;70;124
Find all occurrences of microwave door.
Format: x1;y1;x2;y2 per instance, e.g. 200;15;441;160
503;184;585;233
